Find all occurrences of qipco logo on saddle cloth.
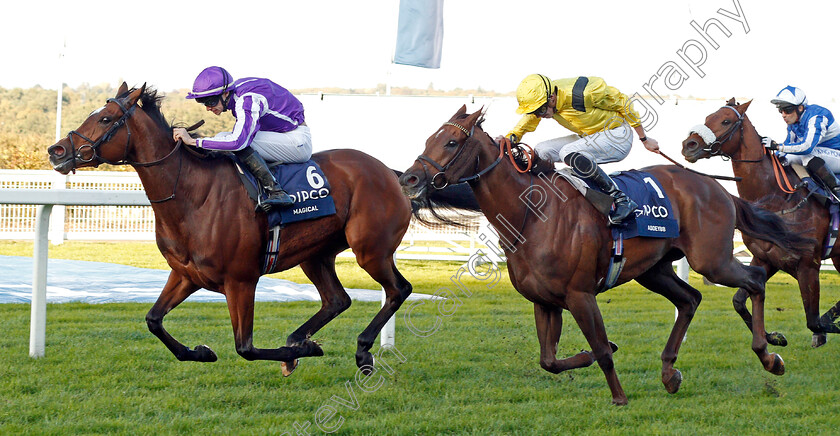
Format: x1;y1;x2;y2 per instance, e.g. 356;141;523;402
287;166;331;204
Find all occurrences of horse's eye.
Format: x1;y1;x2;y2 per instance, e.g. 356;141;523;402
99;117;112;124
721;119;731;126
445;140;458;148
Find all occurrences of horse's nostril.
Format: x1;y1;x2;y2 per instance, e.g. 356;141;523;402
48;145;66;157
400;173;419;187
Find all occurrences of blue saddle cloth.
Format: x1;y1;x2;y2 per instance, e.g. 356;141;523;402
587;170;679;239
232;157;336;227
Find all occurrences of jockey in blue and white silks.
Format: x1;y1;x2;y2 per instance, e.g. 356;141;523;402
764;85;840;197
173;66;313;209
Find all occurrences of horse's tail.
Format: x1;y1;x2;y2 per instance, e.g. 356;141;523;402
731;194;815;258
392;169;481;228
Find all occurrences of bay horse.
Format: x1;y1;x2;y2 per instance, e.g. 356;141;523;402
399;106;811;405
682;99;840;348
46;83;468;374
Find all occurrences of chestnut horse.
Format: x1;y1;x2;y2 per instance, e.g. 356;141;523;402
399;106;811;405
46;83;465;374
682;99;840;348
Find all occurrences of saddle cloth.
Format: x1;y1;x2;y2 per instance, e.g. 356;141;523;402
231;156;336;227
574;170;679;239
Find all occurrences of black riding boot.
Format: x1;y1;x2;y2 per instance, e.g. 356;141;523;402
807;157;840;199
564;152;638;225
235;148;294;210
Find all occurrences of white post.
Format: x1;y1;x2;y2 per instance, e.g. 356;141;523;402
677;258;689;282
380;253;396;348
30;204;53;358
48;174;66;245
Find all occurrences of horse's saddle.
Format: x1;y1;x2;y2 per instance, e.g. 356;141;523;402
230;156;336;228
559;169;679;239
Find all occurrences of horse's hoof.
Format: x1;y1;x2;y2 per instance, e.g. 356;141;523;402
194;344;217;362
611;396;629;406
281;359;299;377
767;353;785;376
812;333;827;348
663;369;683;394
356;352;375;373
766;331;788;347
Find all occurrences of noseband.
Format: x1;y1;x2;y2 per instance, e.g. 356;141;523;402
415;121;503;189
688;105;743;158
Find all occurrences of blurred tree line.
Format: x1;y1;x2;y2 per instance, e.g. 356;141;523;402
0;83;510;170
0;83;234;170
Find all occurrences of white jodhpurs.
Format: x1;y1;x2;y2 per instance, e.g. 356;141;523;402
248;125;313;163
534;122;633;165
783;147;840;173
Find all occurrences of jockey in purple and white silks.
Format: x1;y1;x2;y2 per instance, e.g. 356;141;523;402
173;66;313;210
763;86;840;198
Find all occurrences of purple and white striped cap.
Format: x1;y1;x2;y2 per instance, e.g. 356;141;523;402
186;66;235;99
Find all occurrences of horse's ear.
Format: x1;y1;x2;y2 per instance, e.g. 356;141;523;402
726;97;737;106
465;107;483;126
452;105;468;120
116;82;128;97
125;83;146;107
739;100;753;114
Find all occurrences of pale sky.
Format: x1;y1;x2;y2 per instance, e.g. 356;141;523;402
3;0;839;102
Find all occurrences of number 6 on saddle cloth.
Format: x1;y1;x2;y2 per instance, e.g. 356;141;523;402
230;155;337;228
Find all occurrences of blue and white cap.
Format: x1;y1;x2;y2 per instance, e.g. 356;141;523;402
770;86;808;108
186;66;235;99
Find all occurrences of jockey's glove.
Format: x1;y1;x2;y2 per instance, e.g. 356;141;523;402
761;137;779;150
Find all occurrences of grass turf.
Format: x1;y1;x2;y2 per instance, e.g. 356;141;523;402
1;241;839;434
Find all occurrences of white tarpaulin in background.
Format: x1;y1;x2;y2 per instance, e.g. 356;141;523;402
393;0;444;69
0;256;437;304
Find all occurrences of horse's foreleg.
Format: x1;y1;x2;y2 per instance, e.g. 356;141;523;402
354;257;412;372
635;261;702;394
224;281;306;362
145;272;214;361
565;290;627;406
534;303;612;373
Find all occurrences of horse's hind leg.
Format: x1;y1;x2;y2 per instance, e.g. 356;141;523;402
635;260;702;394
533;303;618;374
279;256;352;375
700;261;785;375
732;259;786;346
145;272;214;361
795;265;827;347
565;290;627;405
353;253;412;371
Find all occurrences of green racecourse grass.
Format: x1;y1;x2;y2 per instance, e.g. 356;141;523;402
1;241;840;435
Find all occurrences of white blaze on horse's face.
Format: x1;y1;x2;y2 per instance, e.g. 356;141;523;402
89;106;106;117
434;128;445;139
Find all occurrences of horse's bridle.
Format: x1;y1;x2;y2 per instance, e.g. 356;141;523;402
63;96;187;203
688;105;745;159
415;121;503;189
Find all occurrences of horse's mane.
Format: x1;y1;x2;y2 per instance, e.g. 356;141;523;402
118;87;171;134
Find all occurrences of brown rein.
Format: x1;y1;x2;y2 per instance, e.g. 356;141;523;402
657;151;743;181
